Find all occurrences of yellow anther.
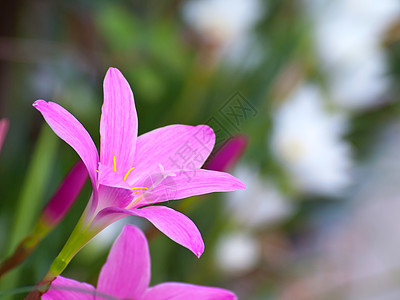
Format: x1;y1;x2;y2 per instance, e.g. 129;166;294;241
113;156;117;172
124;167;135;181
96;170;99;173
131;187;148;191
132;191;139;195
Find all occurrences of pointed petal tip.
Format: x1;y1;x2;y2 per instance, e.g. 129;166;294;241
106;67;123;78
228;173;246;190
194;241;205;258
194;239;204;258
224;173;246;191
33;99;46;108
106;67;114;73
131;206;205;258
235;179;246;190
196;124;214;134
196;124;215;142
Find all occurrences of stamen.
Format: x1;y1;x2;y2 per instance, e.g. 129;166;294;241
131;187;149;191
124;167;135;181
129;187;148;201
96;170;99;173
113;156;117;172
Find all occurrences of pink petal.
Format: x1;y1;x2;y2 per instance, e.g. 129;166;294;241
127;125;215;185
204;135;247;172
0;118;9;154
97;163;132;190
88;206;128;233
42;276;95;300
100;68;138;177
41;160;88;226
97;225;150;300
96;184;134;213
142;282;237;300
91;205;204;257
140;169;245;206
33;100;99;193
132;206;204;258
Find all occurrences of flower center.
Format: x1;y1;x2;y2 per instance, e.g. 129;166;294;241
112;156;149;198
123;164;176;210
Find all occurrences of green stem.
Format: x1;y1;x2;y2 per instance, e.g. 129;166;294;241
25;209;96;299
47;214;91;277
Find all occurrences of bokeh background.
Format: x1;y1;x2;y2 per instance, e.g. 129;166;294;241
0;0;400;299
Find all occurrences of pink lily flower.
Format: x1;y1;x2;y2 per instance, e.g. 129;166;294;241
0;118;9;154
33;67;245;259
43;225;237;300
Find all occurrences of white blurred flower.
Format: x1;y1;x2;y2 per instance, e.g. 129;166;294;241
225;164;294;229
305;0;400;110
181;0;264;60
329;50;389;109
280;123;400;299
214;231;260;275
271;84;352;196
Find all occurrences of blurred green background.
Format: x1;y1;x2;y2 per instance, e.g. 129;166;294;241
0;0;400;299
